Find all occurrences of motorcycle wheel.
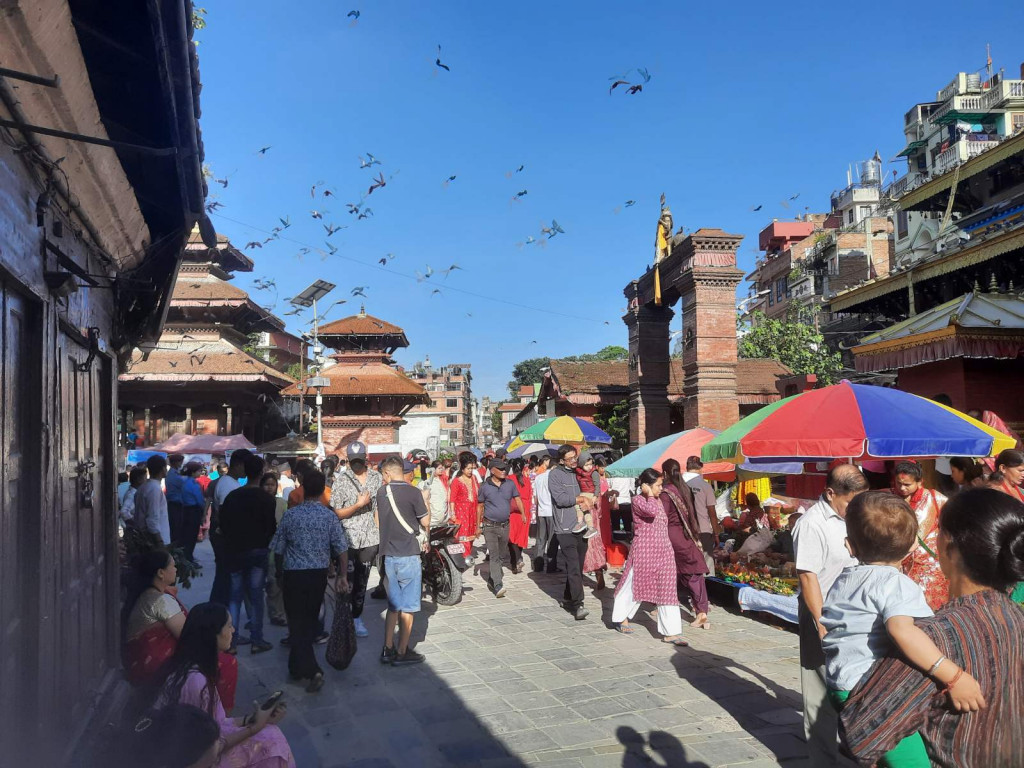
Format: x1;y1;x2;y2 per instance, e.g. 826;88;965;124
427;548;462;606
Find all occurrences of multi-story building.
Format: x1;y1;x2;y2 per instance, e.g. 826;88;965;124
497;385;540;441
403;356;475;450
885;62;1024;268
477;396;497;447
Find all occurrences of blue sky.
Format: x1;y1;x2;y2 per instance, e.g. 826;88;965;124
196;0;1024;400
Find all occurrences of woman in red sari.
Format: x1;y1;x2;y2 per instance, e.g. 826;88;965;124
893;460;949;610
448;455;479;559
507;459;533;573
990;449;1024;502
123;550;237;711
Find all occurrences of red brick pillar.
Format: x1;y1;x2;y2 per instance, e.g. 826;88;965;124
624;303;675;450
679;263;743;431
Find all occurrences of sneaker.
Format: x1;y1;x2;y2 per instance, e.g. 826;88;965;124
353;617;369;638
314;631;329;645
380;645;397;665
269;617;287;627
250;640;274;655
234;635;252;646
280;636;290;647
392;649;426;666
583;526;599;539
370;584;387;600
571;521;587;534
306;672;325;693
494;586;507;598
573;606;590;621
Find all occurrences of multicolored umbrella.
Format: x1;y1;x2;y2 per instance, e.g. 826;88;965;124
606;428;734;478
507;441;559;459
702;381;1016;463
517;416;612;445
606;428;803;480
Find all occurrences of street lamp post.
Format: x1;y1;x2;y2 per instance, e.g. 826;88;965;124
306;375;331;455
289;280;336;458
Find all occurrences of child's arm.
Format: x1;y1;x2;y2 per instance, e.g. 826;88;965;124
886;616;986;712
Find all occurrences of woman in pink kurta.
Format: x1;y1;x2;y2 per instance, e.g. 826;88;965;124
611;469;686;644
158;603;295;768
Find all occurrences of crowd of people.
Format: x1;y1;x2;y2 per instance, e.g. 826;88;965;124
114;439;1024;767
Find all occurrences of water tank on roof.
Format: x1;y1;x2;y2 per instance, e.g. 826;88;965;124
966;73;982;92
860;151;882;186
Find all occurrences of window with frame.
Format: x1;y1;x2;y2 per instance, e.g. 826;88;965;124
448;382;463;391
446;398;458;408
896;210;909;240
448;430;460;442
1012;113;1024;132
445;414;458;424
847;209;855;224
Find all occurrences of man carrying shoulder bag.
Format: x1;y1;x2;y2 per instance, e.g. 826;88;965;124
375;457;429;666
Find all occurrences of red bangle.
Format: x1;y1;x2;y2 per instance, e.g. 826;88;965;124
941;668;963;694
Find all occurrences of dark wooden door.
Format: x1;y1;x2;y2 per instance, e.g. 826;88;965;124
49;329;117;741
0;284;39;761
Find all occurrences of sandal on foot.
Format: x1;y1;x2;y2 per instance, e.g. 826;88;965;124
662;636;689;646
616;622;634;634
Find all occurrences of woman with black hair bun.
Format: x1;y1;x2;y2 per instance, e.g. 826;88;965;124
841;488;1024;766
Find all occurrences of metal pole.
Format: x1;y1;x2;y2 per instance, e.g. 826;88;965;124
0;117;177;155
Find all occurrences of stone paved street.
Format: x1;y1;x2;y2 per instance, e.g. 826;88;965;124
181;541;807;767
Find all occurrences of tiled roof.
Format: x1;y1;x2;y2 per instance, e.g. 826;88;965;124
119;338;294;386
318;312;405;336
280;362;429;400
185;228;254;272
547;358;791;399
172;275;248;303
497;402;523;412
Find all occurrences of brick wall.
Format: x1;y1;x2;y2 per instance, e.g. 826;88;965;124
897;357;1024;430
323;423;400;454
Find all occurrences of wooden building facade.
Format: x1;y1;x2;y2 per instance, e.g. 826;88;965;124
0;1;207;763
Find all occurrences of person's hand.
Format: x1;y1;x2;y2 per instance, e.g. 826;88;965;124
521;513;528;525
250;704;274;733
947;670;986;712
336;574;350;593
357;491;371;507
816;621;828;641
268;703;287;725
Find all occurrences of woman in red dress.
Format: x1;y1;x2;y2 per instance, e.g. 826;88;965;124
893;460;948;610
448;455;479;558
990;449;1024;502
507;459;533;573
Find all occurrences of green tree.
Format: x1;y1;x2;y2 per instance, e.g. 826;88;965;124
285;361;305;380
739;311;843;384
594;399;630;452
507;357;548;397
490;408;503;435
564;345;629;362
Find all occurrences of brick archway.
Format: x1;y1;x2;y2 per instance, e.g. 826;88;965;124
623;229;744;449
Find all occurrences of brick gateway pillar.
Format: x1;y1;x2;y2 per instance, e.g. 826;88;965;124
624;228;744;450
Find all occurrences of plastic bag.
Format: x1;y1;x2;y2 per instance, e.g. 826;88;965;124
325;590;356;671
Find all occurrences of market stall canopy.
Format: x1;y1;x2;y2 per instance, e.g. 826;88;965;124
257;433;318;457
701;381;1015;463
517;416;612;445
508;441;560;459
152;433;257;454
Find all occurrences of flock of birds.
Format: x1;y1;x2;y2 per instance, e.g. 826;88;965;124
202;10;816;342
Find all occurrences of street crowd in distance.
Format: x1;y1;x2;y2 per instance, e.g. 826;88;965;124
112;442;1024;768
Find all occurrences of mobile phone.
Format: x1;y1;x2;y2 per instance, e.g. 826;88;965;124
260;691;284;711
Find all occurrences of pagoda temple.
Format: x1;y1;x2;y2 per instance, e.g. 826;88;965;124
118;230;295;445
281;307;429;454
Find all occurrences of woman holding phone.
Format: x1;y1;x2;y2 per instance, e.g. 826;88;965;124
156;602;295;767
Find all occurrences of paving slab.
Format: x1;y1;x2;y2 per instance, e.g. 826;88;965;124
179;539;808;767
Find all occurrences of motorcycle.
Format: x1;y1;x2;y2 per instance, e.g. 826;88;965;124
422;521;468;606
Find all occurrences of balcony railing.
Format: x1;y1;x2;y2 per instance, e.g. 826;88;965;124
929;94;986;124
933;138;1001;176
981;79;1024;109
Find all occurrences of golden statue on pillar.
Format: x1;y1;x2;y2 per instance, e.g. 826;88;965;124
653;193;672;305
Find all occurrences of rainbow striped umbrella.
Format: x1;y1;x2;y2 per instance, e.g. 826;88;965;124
702;381;1015;464
517;416;612;445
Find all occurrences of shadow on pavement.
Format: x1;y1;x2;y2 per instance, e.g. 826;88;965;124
175;540;530;768
618;725;711;767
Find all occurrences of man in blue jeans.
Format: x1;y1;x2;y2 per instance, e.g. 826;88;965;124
219;453;277;654
375;457;429;666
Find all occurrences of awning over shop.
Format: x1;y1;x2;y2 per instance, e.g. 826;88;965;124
852;289;1024;373
896;140;927;157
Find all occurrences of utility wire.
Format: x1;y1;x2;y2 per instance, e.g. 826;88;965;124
210;212;610;324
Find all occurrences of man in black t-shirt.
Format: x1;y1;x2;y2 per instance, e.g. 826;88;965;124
375;457;429;666
219;453;277;654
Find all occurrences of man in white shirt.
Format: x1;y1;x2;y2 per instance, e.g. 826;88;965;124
530;456;554;572
273;460;296;499
134;455;170;545
791;463;868;766
682;456;721;571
